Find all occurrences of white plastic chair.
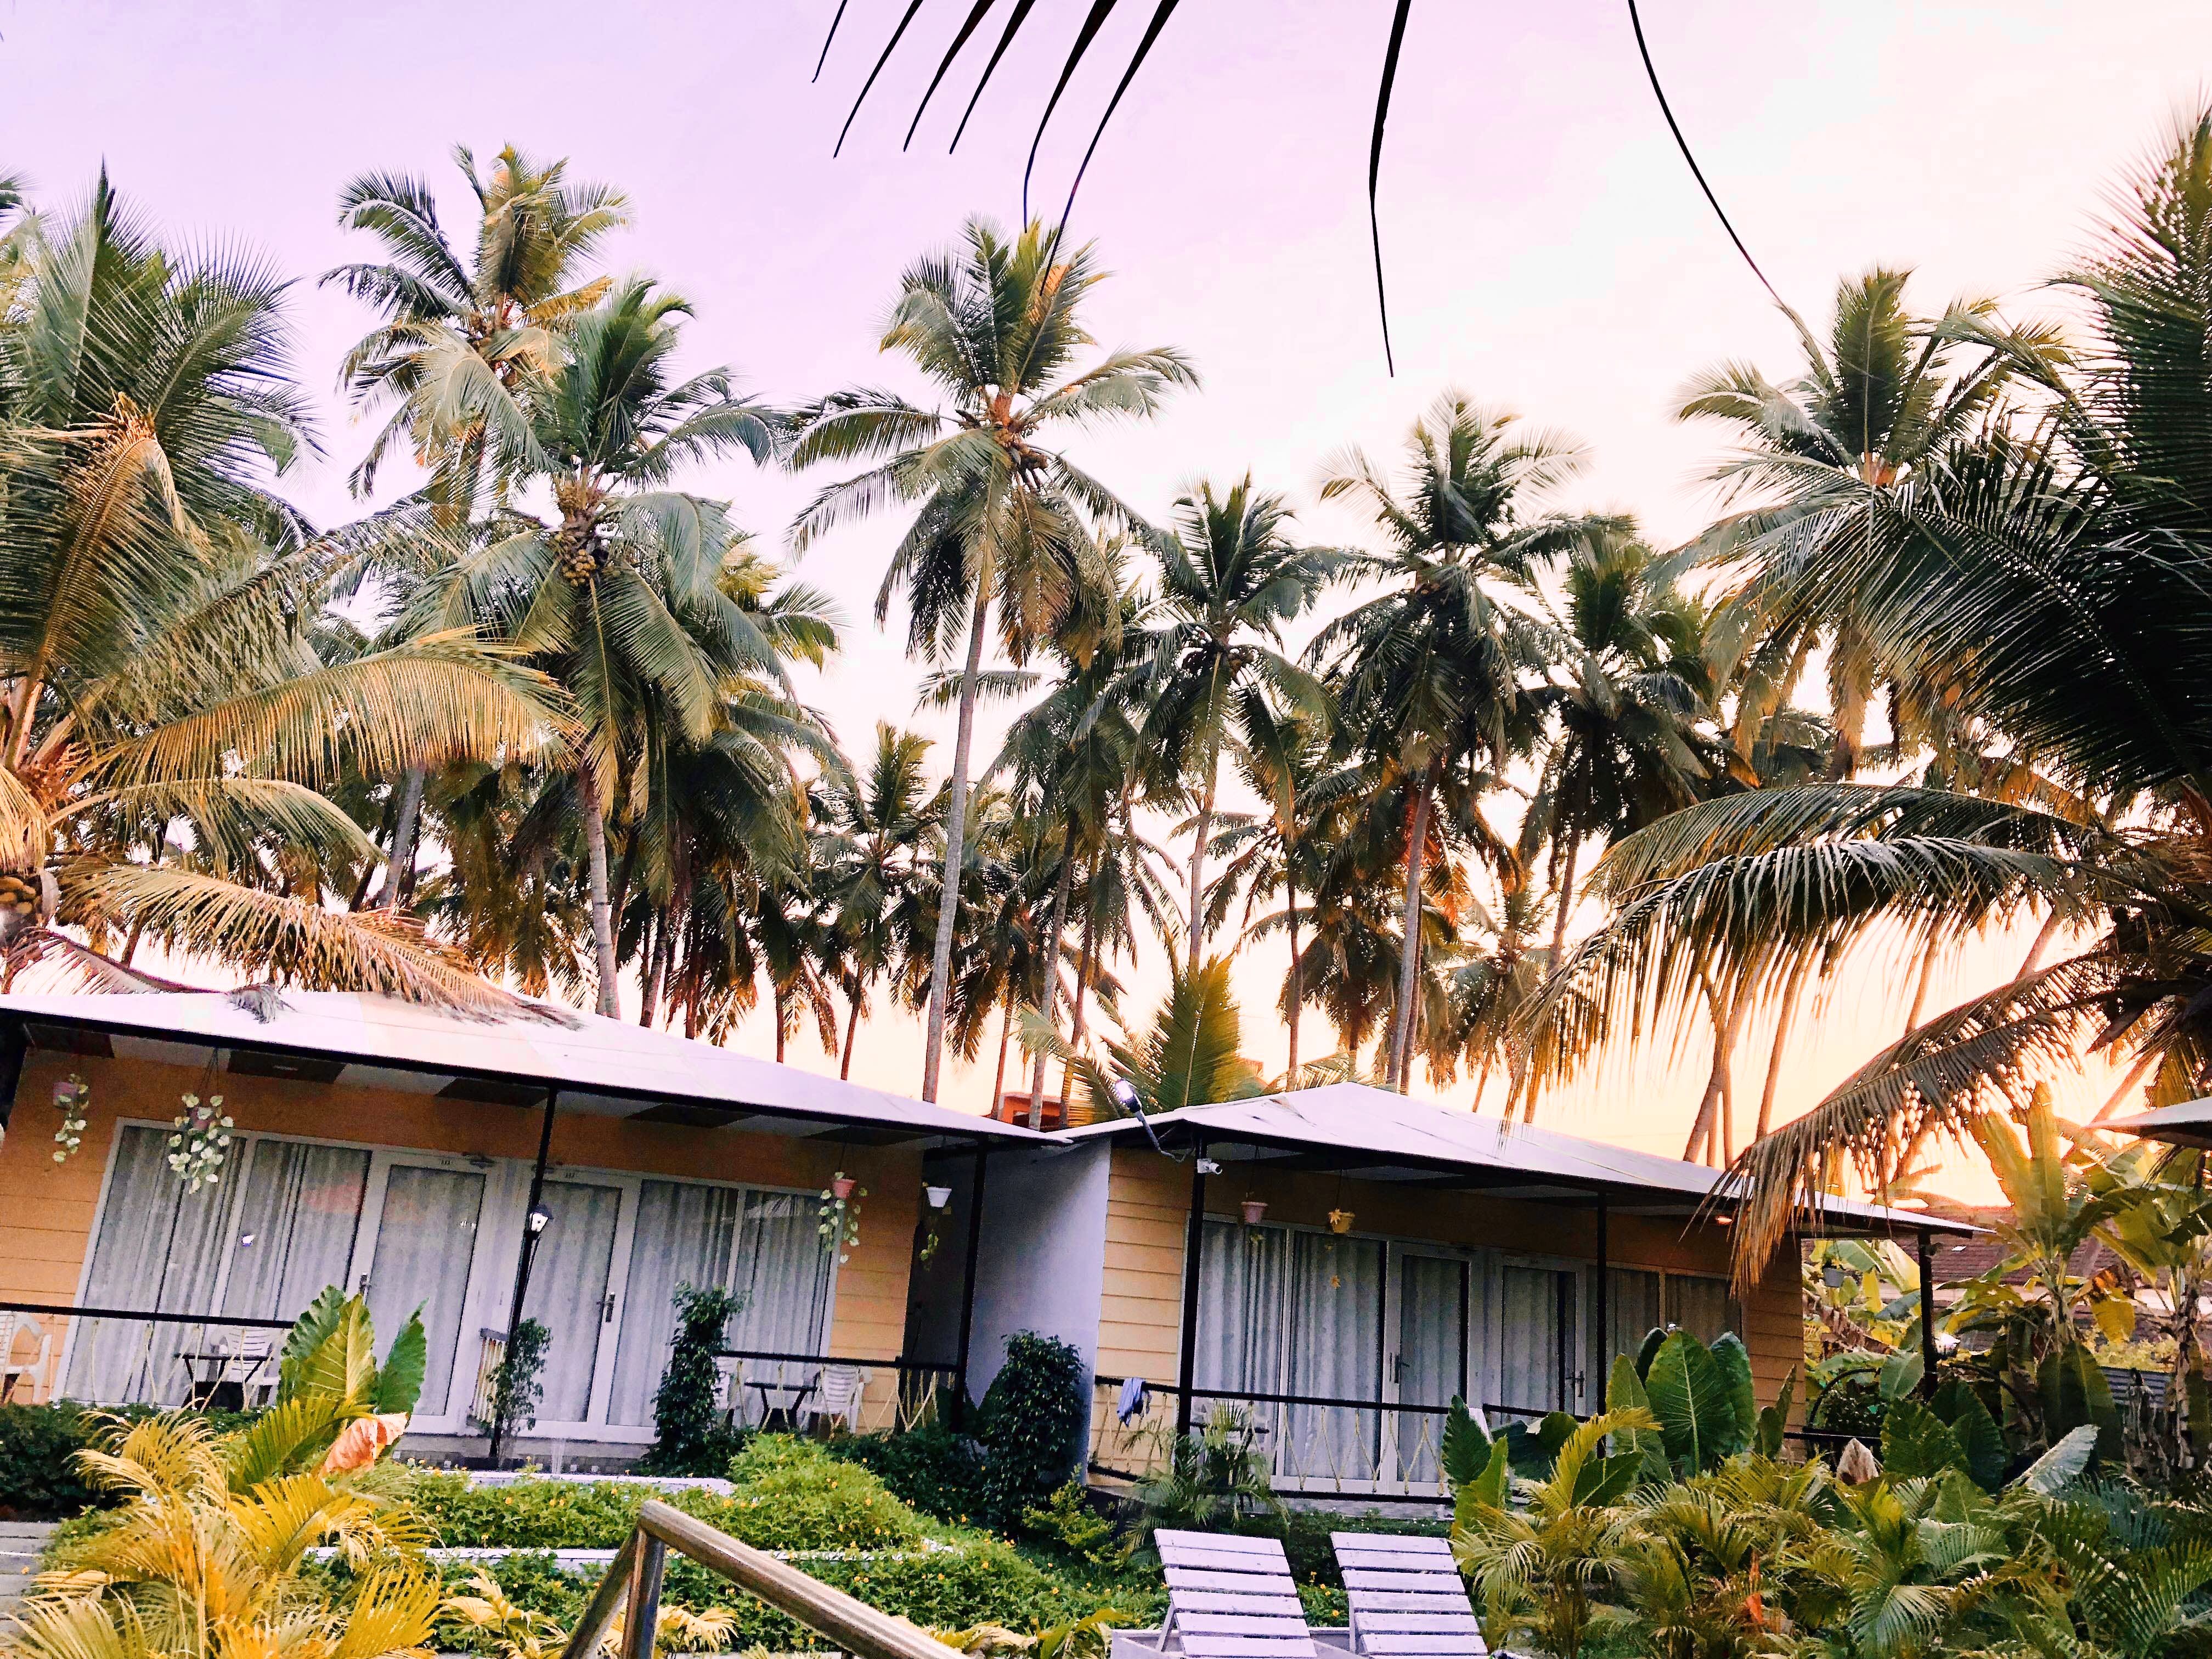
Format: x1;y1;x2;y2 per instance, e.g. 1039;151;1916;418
220;1330;276;1407
810;1364;869;1433
0;1311;53;1402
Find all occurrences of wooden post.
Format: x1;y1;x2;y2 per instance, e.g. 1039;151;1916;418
950;1143;989;1430
1917;1227;1938;1396
1176;1136;1209;1436
1592;1200;1610;1409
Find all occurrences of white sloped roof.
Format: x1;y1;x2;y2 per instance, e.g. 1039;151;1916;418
2109;1096;2212;1148
0;989;1034;1146
1065;1081;1974;1233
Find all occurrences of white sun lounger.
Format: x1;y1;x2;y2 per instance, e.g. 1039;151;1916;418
1331;1532;1487;1658
1153;1529;1317;1658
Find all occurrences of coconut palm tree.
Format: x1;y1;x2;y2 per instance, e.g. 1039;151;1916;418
325;145;628;907
0;173;558;1006
817;723;940;1076
1531;110;2212;1285
425;278;781;1017
1136;476;1344;971
787;216;1195;1101
1310;393;1576;1089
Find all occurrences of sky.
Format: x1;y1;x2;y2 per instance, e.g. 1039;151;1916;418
7;1;2208;1189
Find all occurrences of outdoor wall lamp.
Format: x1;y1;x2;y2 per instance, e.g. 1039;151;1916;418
1196;1158;1222;1176
527;1204;552;1235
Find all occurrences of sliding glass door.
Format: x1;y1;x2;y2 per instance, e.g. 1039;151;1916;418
1498;1260;1579;1419
1389;1248;1470;1487
357;1158;490;1428
521;1179;627;1425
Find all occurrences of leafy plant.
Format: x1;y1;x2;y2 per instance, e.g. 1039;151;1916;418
826;1423;991;1522
485;1317;549;1451
641;1283;747;1475
1022;1480;1120;1566
974;1332;1090;1525
819;1174;867;1262
1127;1408;1285;1545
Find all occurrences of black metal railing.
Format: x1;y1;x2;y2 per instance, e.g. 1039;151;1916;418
1;1299;296;1409
708;1348;960;1435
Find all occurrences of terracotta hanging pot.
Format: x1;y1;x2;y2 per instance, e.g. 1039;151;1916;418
831;1174;857;1200
1240;1198;1268;1226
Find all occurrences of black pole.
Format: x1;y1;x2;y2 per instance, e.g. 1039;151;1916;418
1175;1135;1209;1436
491;1090;558;1464
1917;1226;1938;1396
1593;1200;1610;1405
950;1143;990;1431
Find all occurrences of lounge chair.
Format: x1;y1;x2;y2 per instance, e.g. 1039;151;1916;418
1152;1528;1316;1657
1331;1532;1486;1657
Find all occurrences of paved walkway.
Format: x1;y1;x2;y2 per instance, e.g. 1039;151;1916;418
0;1520;56;1624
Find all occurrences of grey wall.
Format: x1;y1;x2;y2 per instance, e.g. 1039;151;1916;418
963;1139;1111;1401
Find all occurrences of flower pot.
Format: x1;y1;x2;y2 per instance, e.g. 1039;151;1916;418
1328;1208;1355;1235
925;1184;953;1210
1240;1199;1268;1226
831;1175;856;1200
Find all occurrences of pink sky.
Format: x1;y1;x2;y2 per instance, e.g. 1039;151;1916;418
9;2;2207;1188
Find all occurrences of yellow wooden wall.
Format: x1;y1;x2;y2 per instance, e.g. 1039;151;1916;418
1093;1144;1803;1406
0;1048;920;1411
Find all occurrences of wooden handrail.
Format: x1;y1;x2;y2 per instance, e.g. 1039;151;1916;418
558;1499;969;1659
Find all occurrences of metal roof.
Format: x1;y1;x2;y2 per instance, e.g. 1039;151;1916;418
2109;1096;2212;1149
1064;1081;1976;1234
0;989;1034;1148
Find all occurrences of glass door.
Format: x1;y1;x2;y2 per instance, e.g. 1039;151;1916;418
356;1157;490;1428
521;1179;628;1429
1498;1260;1579;1420
1388;1248;1469;1488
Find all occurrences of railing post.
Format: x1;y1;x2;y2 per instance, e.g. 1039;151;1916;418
621;1533;665;1659
557;1532;640;1659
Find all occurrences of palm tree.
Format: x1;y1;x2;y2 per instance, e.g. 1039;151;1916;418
0;173;558;1005
787;216;1195;1102
1137;476;1343;972
1029;955;1267;1119
1531;110;2212;1284
817;723;940;1076
1424;885;1557;1114
1310;393;1577;1089
425;278;781;1016
324;146;627;908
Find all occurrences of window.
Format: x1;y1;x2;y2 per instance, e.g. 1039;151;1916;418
1607;1267;1663;1364
1665;1274;1740;1345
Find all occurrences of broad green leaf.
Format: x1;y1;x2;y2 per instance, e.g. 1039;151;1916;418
1877;1348;1925;1401
1710;1333;1757;1453
1646;1332;1731;1473
2015;1424;2100;1493
1881;1398;1968;1479
2090;1296;2137;1344
2037;1344;2120;1458
1607;1355;1673;1481
278;1284;351;1400
1633;1327;1666;1381
1572;1451;1645;1509
370;1308;428;1415
1441;1397;1492;1489
297;1297;379;1406
1452;1436;1513;1527
1755;1367;1798;1459
1502;1412;1576;1480
1930;1380;2008;1491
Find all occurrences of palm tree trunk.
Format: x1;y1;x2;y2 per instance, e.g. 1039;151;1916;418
840;992;864;1080
1028;840;1074;1128
1904;934;1942;1033
638;910;659;1026
577;766;620;1019
774;988;787;1063
379;768;426;910
1062;868;1099;1110
1388;770;1434;1093
1285;880;1302;1084
1187;740;1221;974
991;986;1014;1116
1756;954;1812;1139
1548;832;1580;965
921;589;992;1104
2017;907;2066;978
2092;1046;2162;1123
1684;968;1750;1164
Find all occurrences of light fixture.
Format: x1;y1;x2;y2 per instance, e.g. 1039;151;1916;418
238;1233;256;1248
1196;1157;1222;1176
1109;1078;1141;1114
527;1204;552;1235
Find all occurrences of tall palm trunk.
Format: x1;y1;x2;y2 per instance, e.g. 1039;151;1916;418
840;991;864;1080
991;986;1015;1116
1187;733;1222;975
1387;769;1434;1092
1028;840;1074;1128
1471;1047;1494;1114
1548;832;1580;964
921;588;992;1103
1062;863;1099;1110
638;911;659;1026
577;766;620;1019
380;768;427;910
1284;878;1302;1083
1684;968;1751;1163
1756;953;1812;1139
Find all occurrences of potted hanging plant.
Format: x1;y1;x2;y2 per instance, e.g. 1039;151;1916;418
918;1183;953;1263
52;1072;88;1164
1328;1207;1355;1234
1240;1197;1268;1226
820;1172;867;1263
168;1092;233;1192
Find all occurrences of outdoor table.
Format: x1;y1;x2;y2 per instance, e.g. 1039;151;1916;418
747;1378;816;1432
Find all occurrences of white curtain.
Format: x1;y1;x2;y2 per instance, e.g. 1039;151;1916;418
608;1181;741;1426
521;1180;624;1423
67;1125;240;1404
1282;1232;1382;1482
726;1189;836;1414
1498;1265;1569;1417
1395;1254;1465;1484
222;1141;370;1321
1608;1267;1663;1368
1666;1274;1736;1344
366;1166;484;1418
1194;1218;1288;1400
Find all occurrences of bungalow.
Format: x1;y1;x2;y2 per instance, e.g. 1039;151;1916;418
916;1084;1976;1499
0;988;1032;1463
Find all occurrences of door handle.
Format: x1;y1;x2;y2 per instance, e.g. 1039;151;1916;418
357;1274;370;1295
602;1294;617;1325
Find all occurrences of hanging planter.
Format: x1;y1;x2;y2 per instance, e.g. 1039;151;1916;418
168;1092;233;1193
1328;1208;1355;1235
51;1073;88;1164
925;1184;953;1210
819;1172;867;1263
1240;1198;1269;1226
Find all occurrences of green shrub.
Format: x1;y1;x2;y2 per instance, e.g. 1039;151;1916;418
1022;1481;1120;1566
975;1333;1088;1524
641;1284;747;1476
721;1434;926;1551
826;1424;990;1522
0;1403;256;1519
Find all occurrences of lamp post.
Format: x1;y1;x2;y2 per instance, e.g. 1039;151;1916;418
490;1093;558;1465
